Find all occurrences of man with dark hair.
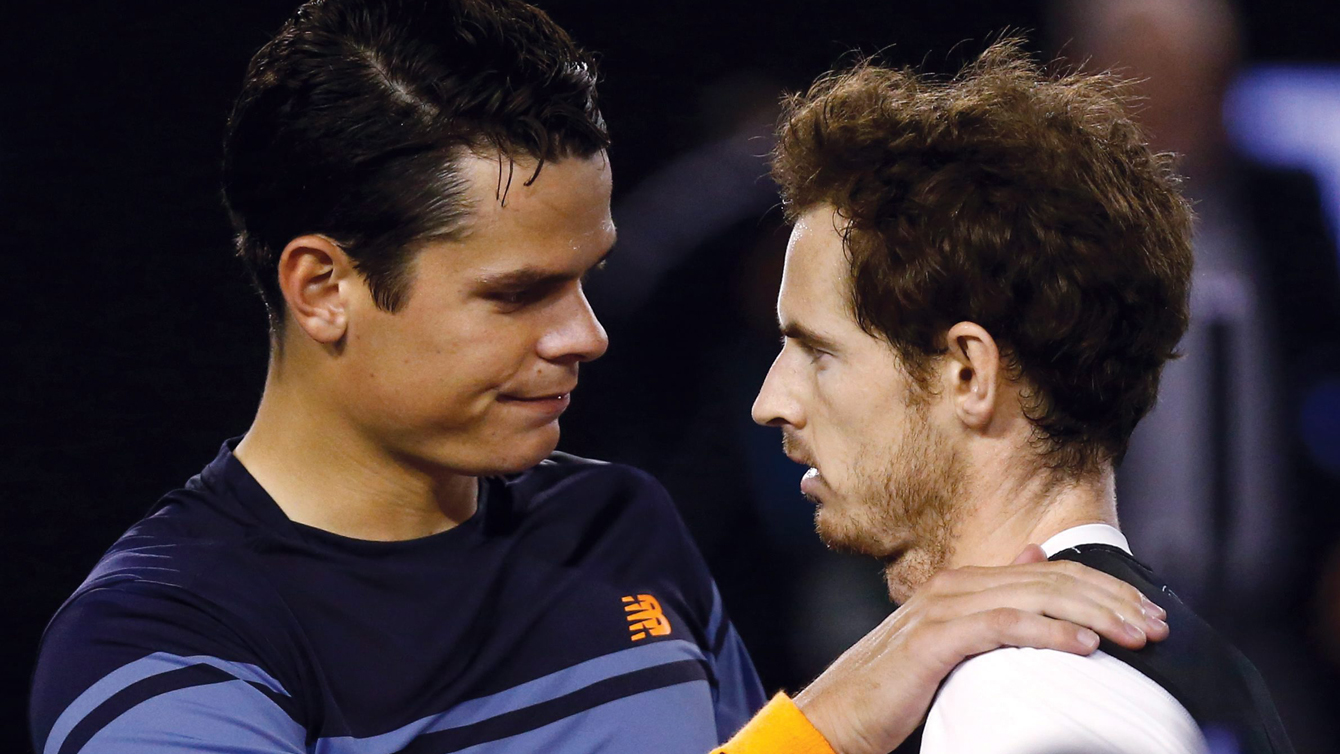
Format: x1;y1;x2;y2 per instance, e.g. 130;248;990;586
29;5;1167;754
755;39;1294;753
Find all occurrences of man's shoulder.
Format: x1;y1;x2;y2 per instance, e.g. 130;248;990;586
934;646;1192;708
76;488;269;599
1048;545;1294;753
923;647;1206;754
51;524;290;660
50;472;289;664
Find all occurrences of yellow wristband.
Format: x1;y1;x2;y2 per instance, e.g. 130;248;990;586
712;693;838;754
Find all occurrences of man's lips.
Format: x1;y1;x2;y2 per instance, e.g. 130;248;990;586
498;387;575;418
497;393;572;423
499;391;573;401
782;444;822;497
499;383;577;402
799;467;823;497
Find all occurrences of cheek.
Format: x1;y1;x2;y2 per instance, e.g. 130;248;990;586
351;312;533;412
812;368;910;480
812;368;879;446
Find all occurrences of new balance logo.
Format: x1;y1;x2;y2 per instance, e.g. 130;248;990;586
622;594;672;641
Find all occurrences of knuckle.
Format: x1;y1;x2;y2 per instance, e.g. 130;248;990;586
1042;571;1074;595
1058;561;1089;579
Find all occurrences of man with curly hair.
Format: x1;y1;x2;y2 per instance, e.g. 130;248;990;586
753;38;1294;754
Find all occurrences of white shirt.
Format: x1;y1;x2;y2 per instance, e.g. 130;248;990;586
920;524;1209;754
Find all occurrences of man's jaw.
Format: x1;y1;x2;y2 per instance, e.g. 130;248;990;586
814;506;931;602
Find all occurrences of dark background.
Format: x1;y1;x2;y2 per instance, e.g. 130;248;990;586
5;2;1340;752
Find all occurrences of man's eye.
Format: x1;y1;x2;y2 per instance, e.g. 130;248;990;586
798;341;832;364
487;289;541;307
783;337;829;364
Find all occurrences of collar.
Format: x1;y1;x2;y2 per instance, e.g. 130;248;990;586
1040;523;1131;558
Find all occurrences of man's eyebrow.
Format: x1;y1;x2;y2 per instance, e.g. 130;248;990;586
474;245;616;289
779;321;840;352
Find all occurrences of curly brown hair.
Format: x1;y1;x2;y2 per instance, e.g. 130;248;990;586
771;38;1193;473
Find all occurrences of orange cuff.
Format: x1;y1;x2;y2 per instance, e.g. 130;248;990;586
712;693;838;754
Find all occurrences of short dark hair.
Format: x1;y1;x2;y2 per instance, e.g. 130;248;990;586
771;38;1193;474
222;0;609;334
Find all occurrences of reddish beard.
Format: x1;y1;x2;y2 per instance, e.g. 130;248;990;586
813;414;967;604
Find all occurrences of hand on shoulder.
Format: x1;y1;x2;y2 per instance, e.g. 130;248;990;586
793;545;1170;754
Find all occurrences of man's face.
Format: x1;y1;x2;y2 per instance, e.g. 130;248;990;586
333;152;614;476
751;205;966;602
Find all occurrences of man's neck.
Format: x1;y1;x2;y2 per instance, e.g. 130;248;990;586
233;360;479;542
947;457;1119;569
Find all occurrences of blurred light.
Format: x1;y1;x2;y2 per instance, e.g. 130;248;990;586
1224;65;1340;250
1201;724;1242;754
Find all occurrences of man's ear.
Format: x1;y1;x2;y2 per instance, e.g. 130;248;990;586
941;321;1002;431
276;234;356;346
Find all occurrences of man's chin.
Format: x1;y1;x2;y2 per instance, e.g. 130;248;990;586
492;432;560;474
815;509;905;559
814;509;936;603
430;427;559;477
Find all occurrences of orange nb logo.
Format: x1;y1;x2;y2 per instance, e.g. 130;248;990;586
622;594;672;641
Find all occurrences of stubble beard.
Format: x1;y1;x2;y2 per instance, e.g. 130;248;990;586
814;415;967;605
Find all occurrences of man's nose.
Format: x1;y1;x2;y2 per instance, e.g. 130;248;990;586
537;287;609;365
752;351;802;428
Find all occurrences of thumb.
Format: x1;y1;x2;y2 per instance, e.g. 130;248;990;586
1012;544;1048;565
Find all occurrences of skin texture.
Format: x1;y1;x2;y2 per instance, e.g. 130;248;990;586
753;205;1171;754
234;152;614;542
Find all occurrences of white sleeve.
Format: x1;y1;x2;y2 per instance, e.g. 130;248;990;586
920;647;1208;754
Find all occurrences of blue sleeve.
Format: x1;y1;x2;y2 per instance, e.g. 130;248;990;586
705;583;768;741
29;580;306;754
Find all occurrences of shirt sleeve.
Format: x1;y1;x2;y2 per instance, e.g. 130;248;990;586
710;693;838;754
702;580;768;740
921;647;1208;754
29;579;306;754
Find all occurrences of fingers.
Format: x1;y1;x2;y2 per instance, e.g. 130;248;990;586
1021;561;1169;647
921;560;1169;650
962;584;1160;650
940;608;1104;660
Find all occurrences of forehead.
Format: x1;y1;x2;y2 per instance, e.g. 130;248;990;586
779;205;857;327
468;151;613;227
434;151;616;270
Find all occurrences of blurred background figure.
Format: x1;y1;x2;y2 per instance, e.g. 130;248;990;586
1049;1;1340;749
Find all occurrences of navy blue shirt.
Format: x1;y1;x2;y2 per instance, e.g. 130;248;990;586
30;442;765;754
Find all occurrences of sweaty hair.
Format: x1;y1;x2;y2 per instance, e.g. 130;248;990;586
771;38;1193;474
222;0;609;334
